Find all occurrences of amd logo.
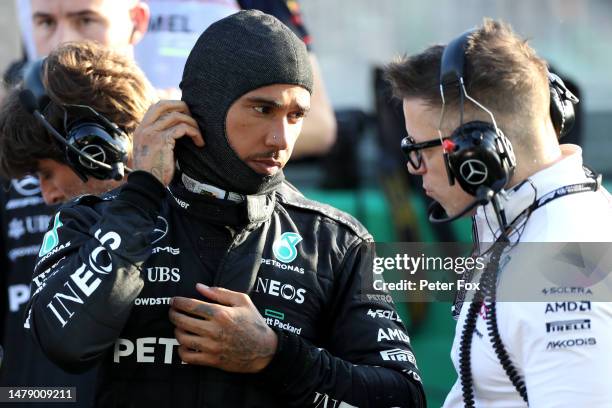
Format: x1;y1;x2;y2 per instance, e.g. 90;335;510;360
545;301;591;314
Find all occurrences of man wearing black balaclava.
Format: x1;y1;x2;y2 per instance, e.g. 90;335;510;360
23;10;426;408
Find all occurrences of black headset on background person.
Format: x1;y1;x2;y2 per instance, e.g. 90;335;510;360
19;59;131;182
404;29;579;225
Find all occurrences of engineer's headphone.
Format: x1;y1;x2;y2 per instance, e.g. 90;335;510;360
21;59;129;181
436;29;579;197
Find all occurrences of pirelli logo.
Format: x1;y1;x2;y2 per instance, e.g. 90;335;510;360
380;348;416;364
546;319;591;333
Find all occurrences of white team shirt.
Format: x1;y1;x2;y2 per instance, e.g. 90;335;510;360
443;145;612;407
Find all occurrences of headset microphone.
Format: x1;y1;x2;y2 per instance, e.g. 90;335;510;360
427;185;494;223
18;89;125;181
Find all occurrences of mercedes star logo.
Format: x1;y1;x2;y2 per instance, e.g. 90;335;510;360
79;145;107;169
11;175;41;196
459;159;489;185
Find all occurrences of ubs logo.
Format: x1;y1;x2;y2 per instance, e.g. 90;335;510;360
147;266;181;283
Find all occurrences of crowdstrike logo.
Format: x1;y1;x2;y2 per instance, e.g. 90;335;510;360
459;159;488;185
272;232;302;263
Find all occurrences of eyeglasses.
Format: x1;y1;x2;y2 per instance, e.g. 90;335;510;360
400;135;450;169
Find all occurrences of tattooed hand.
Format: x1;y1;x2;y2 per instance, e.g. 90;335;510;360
169;283;278;373
132;100;204;186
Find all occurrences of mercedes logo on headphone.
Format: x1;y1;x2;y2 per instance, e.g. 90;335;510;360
459;159;489;185
79;145;107;169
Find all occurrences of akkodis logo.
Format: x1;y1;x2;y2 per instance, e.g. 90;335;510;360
272;232;302;263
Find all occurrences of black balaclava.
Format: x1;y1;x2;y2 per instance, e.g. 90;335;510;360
178;10;313;195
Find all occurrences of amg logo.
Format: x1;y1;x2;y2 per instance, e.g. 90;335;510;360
545;301;591;313
546;337;597;350
377;328;410;344
152;246;180;255
546;319;591;333
380;348;416;364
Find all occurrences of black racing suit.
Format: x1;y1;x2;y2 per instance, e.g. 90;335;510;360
24;171;425;407
1;177;97;407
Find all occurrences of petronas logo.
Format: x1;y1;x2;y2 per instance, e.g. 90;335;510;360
272;232;302;263
39;213;63;257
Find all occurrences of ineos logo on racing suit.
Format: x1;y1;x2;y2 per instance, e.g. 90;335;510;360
29;229;122;328
254;277;306;304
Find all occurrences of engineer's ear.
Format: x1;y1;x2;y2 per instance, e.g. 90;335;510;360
129;2;150;45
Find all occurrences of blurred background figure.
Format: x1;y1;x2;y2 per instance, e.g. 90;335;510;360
134;0;337;158
0;2;150;407
1;0;611;406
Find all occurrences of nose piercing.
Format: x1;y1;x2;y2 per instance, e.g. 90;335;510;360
273;135;277;140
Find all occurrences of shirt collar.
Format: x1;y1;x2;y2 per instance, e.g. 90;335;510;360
474;144;589;242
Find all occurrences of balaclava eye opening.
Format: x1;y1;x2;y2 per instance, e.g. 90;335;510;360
178;10;313;195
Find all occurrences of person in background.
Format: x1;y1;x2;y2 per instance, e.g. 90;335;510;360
385;19;612;407
0;5;152;397
136;0;336;157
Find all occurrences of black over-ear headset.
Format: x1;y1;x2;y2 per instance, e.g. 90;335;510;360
419;29;579;223
19;59;130;182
